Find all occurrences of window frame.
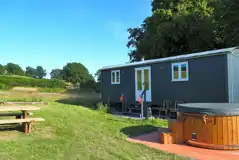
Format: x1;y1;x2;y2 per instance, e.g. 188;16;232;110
171;62;189;82
111;70;120;84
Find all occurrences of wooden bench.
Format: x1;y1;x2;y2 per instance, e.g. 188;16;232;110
0;106;44;134
0;112;33;119
0;118;45;134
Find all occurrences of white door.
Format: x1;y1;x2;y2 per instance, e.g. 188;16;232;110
135;66;152;102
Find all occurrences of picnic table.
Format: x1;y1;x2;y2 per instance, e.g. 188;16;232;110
0;106;45;134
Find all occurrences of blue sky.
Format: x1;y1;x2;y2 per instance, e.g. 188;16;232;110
0;0;151;78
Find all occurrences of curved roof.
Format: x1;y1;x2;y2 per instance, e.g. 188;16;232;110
101;47;238;71
178;103;239;116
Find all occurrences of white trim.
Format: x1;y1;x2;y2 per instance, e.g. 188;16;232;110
135;66;152;102
101;47;238;71
111;70;120;84
228;50;239;103
171;62;189;82
227;54;233;103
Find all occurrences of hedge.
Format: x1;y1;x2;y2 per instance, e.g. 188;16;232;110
0;76;66;89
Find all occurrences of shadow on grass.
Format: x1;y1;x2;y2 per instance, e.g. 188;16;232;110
120;125;158;137
56;90;101;109
0;124;24;133
56;98;100;109
56;91;101;109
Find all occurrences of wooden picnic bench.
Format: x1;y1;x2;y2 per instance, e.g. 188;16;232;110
0;106;45;134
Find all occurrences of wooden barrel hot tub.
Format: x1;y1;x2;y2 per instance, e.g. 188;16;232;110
178;103;239;150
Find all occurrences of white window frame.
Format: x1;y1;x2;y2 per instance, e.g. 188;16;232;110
111;70;120;84
171;61;189;82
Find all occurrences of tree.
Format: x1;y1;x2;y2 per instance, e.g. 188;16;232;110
50;69;63;79
26;66;37;78
215;0;239;47
127;0;219;61
0;65;5;75
94;70;101;82
5;63;24;75
127;27;145;62
62;62;94;85
36;66;46;79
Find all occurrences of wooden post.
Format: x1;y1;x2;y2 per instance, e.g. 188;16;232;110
23;122;32;134
24;122;28;134
141;101;143;118
28;122;32;134
143;90;146;118
23;110;27;118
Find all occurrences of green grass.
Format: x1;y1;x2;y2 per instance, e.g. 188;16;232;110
0;75;34;79
0;93;186;160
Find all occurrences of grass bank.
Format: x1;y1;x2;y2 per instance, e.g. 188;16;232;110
0;92;186;160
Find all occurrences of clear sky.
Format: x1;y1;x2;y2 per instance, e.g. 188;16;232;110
0;0;151;78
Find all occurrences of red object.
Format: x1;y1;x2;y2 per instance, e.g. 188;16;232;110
138;96;143;104
120;95;124;102
128;132;239;160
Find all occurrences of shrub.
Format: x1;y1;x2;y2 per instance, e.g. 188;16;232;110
0;83;7;90
0;75;66;89
97;102;110;113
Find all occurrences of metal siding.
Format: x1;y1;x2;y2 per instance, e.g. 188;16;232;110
101;47;237;70
151;55;228;104
101;67;135;104
121;68;135;104
230;50;239;102
102;54;228;106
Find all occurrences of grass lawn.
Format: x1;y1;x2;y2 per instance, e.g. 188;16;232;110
0;92;187;160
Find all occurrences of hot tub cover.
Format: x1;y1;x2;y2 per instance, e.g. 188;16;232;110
178;103;239;116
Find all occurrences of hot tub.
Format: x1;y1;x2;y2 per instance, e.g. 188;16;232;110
178;103;239;150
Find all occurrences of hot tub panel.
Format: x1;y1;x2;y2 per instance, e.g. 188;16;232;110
182;114;239;150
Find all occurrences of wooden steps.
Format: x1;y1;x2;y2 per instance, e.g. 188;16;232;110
168;120;184;144
159;131;175;144
159;120;184;144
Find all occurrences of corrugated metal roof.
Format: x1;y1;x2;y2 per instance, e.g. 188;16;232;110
101;47;238;70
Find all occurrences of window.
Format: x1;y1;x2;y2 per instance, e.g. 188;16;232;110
137;70;142;90
111;70;120;84
144;69;149;90
172;62;189;81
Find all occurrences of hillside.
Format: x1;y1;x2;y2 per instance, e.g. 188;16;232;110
0;75;67;90
0;92;185;160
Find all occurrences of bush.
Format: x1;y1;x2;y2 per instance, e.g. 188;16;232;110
0;75;66;89
0;83;7;90
97;102;110;113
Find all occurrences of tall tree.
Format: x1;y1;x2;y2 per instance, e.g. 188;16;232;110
215;0;239;47
62;62;94;85
0;65;5;75
5;63;24;75
127;0;219;61
94;70;101;82
25;66;37;78
36;66;46;79
50;69;63;79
